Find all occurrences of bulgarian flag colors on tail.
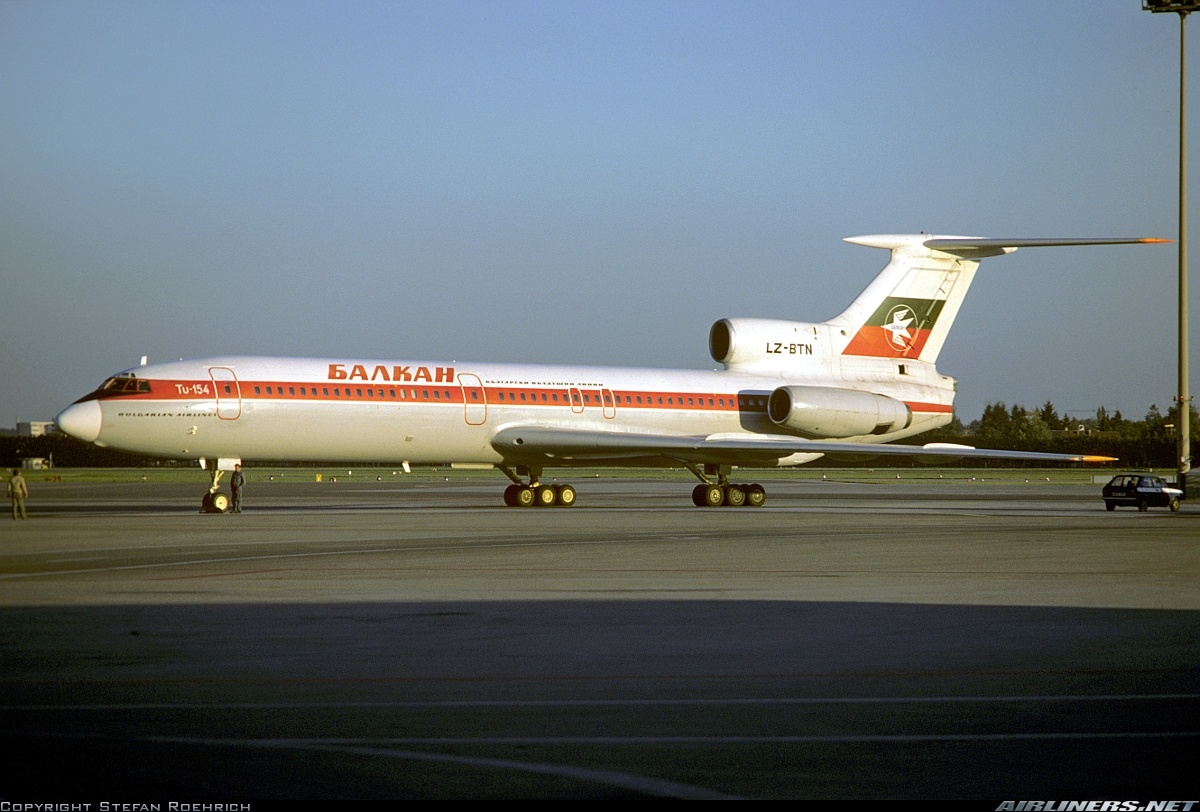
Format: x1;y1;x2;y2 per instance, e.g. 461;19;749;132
842;297;945;358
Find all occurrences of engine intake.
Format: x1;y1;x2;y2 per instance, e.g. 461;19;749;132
767;385;912;438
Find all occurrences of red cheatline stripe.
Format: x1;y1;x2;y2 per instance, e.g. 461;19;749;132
97;380;952;415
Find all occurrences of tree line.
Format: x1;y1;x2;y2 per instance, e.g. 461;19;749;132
921;401;1197;468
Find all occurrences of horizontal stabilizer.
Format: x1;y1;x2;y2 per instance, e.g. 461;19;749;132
922;237;1170;249
921;236;1170;257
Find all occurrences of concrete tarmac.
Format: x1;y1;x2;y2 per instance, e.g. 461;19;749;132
2;475;1197;799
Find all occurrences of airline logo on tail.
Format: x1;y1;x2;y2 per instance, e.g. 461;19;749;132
842;297;945;357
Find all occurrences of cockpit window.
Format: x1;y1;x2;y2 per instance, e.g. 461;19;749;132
76;374;151;402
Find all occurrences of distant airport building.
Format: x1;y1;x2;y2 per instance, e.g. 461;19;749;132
1050;428;1120;440
16;421;55;437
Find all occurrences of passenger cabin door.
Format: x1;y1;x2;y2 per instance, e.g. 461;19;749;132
458;373;487;425
601;388;617;419
208;367;242;420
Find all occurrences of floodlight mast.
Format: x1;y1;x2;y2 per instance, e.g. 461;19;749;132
1144;0;1199;497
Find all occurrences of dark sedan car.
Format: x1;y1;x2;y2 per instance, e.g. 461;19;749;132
1102;474;1182;512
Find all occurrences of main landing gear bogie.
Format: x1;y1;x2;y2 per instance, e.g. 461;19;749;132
498;464;763;508
691;482;766;508
502;481;578;508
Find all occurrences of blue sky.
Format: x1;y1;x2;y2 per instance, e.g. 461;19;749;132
0;0;1190;426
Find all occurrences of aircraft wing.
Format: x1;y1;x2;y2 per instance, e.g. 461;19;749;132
489;426;1115;465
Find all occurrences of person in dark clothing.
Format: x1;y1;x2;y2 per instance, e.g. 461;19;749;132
230;464;245;514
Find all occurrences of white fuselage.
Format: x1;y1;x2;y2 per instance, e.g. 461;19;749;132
60;354;955;467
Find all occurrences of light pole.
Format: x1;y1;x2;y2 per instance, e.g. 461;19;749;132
1144;0;1198;496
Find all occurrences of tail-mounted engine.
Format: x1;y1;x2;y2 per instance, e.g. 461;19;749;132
767;385;912;438
710;318;818;369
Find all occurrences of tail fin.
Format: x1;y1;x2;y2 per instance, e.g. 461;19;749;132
830;235;1168;363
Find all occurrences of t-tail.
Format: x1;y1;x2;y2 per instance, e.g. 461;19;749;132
829;235;1170;364
707;234;1166;372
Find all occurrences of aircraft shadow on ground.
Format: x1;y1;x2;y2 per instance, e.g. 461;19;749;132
2;599;1196;799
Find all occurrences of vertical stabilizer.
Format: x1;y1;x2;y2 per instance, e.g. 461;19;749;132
830;235;987;363
829;235;1166;364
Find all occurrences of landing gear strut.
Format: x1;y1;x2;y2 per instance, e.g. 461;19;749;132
498;465;577;507
687;464;765;508
200;466;230;514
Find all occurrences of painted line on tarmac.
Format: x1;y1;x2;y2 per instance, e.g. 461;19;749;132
260;731;1199;743
257;741;736;799
333;731;1199;743
8;693;1197;711
153;568;292;580
0;534;715;579
0;728;735;799
0;543;475;578
2;537;402;558
166;736;739;800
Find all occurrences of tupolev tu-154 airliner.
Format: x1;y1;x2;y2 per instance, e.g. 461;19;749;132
55;234;1164;511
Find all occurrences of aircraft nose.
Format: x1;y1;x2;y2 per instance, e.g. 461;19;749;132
56;400;102;443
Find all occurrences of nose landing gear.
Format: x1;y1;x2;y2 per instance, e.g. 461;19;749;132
198;458;240;513
200;467;230;513
202;490;230;513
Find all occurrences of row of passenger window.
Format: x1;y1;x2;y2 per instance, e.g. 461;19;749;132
240;384;768;409
491;391;756;409
252;385;454;400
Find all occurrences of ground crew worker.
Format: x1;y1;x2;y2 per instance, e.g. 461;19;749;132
230;464;245;514
8;469;29;520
